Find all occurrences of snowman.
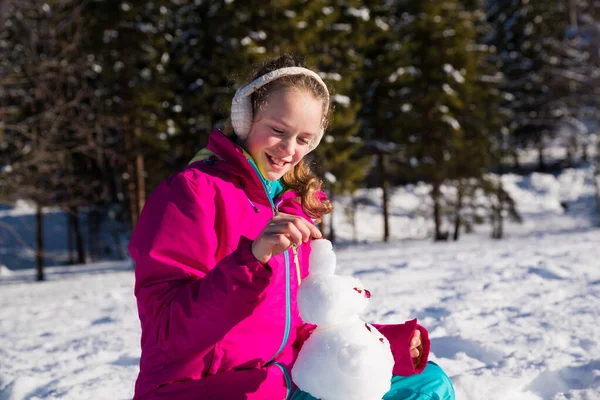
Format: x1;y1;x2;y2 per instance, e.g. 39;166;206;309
291;239;394;400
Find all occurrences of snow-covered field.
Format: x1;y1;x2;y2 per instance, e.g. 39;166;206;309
1;167;600;400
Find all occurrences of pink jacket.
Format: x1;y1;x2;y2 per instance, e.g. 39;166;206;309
129;128;430;399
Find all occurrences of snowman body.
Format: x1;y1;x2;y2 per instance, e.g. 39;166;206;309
291;239;394;400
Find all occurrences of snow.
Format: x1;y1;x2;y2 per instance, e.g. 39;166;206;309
0;200;39;218
1;167;600;399
346;7;370;22
442;115;461;130
443;64;465;84
332;94;351;106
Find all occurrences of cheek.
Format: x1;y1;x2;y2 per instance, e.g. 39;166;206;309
247;130;274;153
291;148;308;164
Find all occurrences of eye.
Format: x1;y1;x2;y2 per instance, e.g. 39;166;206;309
271;127;285;135
298;137;311;145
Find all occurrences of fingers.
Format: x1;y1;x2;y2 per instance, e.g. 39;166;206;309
411;329;421;347
270;213;322;244
410;347;420;358
265;220;304;246
252;213;323;264
410;329;421;359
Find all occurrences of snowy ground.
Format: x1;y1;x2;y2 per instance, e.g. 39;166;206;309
1;167;600;400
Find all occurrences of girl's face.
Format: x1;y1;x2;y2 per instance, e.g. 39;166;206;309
245;88;324;181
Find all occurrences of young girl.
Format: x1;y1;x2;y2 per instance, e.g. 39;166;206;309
129;55;455;400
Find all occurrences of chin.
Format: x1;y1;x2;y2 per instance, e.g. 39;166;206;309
265;170;286;181
258;160;291;181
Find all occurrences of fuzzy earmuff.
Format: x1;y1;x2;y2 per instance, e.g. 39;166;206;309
231;67;329;152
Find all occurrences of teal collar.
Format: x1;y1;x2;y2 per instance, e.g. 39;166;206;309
246;157;284;201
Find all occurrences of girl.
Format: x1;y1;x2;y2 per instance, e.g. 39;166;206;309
129;54;455;399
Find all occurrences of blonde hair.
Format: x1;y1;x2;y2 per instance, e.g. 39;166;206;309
237;54;333;222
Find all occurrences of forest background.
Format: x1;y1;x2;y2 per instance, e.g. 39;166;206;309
1;0;599;280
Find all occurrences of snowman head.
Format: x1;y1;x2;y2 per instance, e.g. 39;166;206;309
297;239;371;327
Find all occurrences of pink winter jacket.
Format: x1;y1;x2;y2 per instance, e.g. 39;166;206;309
129;128;430;399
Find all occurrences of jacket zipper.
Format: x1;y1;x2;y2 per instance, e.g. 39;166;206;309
246;160;293;397
272;361;292;400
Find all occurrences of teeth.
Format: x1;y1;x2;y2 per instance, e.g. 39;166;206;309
268;154;286;166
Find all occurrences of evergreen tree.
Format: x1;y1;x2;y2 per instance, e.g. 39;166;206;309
160;1;372;240
487;0;588;171
0;0;110;276
255;1;373;240
444;0;521;240
81;0;173;229
364;0;494;240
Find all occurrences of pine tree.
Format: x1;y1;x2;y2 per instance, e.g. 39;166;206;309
255;1;373;241
81;1;171;230
162;0;373;241
0;0;110;276
357;0;412;242
443;0;521;240
487;0;588;171
364;0;494;240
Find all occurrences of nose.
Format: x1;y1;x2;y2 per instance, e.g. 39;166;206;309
353;287;371;298
278;137;295;156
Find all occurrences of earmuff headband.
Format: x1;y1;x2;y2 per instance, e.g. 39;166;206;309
231;67;329;152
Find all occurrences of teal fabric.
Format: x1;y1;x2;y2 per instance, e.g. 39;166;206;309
246;157;284;200
289;362;455;400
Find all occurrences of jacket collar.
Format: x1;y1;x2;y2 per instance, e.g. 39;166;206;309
200;128;295;205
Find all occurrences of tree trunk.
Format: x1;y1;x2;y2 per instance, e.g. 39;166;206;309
70;206;85;264
134;117;146;215
492;180;505;239
565;147;574;168
432;180;443;241
87;210;95;262
567;0;578;31
378;151;390;242
67;212;74;265
36;203;45;281
497;208;504;239
112;218;125;260
582;142;589;163
537;140;546;171
512;151;520;170
351;200;358;244
123;115;139;229
453;181;463;241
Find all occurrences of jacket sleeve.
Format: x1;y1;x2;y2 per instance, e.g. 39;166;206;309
372;319;430;376
129;170;272;352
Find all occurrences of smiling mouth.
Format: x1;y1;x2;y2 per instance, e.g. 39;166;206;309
266;154;289;168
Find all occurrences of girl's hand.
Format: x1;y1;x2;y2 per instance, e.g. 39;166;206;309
252;212;322;264
410;329;422;359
